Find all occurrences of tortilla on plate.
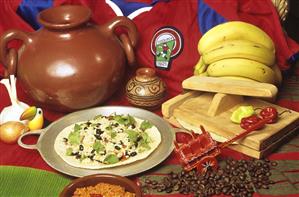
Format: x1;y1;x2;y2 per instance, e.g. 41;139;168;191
54;113;161;169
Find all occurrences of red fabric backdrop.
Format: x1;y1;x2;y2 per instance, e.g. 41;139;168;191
1;0;299;196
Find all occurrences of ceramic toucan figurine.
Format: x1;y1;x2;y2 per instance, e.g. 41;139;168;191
20;106;44;131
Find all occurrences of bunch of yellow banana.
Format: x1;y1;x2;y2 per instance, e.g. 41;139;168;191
194;21;282;85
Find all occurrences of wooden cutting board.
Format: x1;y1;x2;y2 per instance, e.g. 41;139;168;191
162;77;299;158
182;76;278;98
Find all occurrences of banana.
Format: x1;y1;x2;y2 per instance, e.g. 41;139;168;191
198;21;275;54
206;58;276;84
198;71;208;77
218;76;258;82
202;40;275;66
193;56;208;75
272;64;282;85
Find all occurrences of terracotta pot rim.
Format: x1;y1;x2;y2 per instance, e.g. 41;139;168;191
59;173;142;197
38;5;91;30
136;67;156;82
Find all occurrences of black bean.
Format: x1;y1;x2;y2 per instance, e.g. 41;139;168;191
96;129;104;135
88;154;95;161
71;152;79;156
112;123;119;127
79;144;84;151
94;134;102;140
130;152;137;157
114;146;121;150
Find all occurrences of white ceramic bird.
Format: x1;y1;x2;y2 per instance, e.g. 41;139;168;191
0;76;29;124
20;106;44;131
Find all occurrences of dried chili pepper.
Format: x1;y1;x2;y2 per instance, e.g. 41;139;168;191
240;114;264;130
259;107;291;124
259;107;278;124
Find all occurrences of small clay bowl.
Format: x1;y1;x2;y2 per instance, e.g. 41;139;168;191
126;67;166;109
59;174;142;197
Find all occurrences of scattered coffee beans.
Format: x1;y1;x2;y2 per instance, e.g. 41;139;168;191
142;158;277;197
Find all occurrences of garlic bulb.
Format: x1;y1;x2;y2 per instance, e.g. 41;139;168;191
0;75;29;124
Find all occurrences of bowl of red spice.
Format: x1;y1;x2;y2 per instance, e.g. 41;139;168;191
59;173;142;197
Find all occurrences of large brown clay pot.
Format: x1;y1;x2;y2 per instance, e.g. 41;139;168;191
0;5;138;112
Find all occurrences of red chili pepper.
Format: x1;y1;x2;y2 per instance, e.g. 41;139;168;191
259;107;278;124
240;114;264;130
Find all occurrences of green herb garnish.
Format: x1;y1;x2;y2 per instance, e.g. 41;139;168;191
93;140;105;153
104;154;119;164
68;131;80;145
74;124;81;132
66;148;73;156
140;120;153;131
114;115;136;126
139;132;151;150
126;130;139;142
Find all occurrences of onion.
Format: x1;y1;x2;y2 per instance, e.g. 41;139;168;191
0;121;29;144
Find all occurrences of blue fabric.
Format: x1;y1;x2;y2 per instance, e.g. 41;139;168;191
197;0;227;35
17;0;53;30
288;52;299;64
111;0;166;16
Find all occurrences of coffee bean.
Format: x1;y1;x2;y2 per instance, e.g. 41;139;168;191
269;180;275;184
165;188;172;193
171;173;178;179
222;186;230;194
142;158;276;196
232;170;239;176
263;163;269;168
271;161;278;166
173;184;180;191
156;187;163;192
145;179;151;184
256;169;262;175
239;175;246;181
224;177;230;183
215;189;221;195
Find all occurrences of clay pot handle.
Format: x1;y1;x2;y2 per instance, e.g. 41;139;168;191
0;29;30;77
103;16;138;66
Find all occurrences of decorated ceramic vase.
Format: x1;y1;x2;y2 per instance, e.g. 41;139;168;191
126;67;166;109
0;5;138;112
